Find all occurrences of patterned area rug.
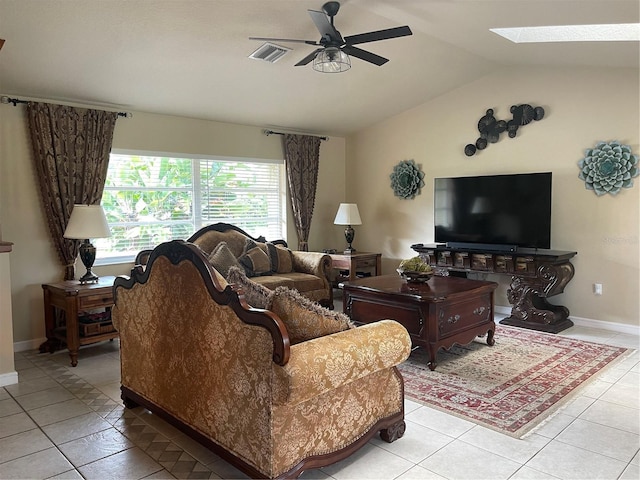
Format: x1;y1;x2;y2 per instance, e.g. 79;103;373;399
398;324;633;438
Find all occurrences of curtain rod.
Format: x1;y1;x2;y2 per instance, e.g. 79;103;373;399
264;129;327;141
0;96;133;118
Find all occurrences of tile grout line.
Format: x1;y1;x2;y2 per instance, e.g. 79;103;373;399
1;380;83;477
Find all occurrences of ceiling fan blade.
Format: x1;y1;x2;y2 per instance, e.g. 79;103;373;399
308;9;343;43
295;48;323;66
342;45;389;66
344;26;412;45
249;37;319;46
0;39;4;51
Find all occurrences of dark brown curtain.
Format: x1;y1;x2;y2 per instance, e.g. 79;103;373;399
27;103;118;280
282;134;321;251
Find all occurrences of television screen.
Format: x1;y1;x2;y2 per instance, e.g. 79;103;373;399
434;172;552;250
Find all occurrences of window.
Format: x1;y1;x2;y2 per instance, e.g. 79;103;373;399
95;151;285;264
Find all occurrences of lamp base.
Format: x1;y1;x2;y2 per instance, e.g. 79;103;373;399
343;225;356;254
78;270;99;285
78;239;99;284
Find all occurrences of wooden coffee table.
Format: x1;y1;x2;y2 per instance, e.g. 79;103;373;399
342;274;498;370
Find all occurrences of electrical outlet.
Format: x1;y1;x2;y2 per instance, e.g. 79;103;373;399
593;283;603;295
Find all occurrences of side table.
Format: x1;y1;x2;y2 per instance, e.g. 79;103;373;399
329;252;382;285
39;276;118;367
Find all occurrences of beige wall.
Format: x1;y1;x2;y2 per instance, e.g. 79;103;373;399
347;66;639;329
0;107;346;346
1;64;638;350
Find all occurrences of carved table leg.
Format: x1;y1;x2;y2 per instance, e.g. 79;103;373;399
501;262;575;333
40;288;62;353
69;351;79;368
486;328;495;346
427;348;437;371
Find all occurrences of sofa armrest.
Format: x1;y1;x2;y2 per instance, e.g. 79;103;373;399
272;320;411;406
290;251;331;278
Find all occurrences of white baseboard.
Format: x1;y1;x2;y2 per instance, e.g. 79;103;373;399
0;371;18;387
13;337;46;353
494;305;640;336
569;315;640;336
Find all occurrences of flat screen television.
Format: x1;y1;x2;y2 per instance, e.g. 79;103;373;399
434;172;552;251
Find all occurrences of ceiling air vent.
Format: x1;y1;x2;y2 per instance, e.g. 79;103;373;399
249;42;291;63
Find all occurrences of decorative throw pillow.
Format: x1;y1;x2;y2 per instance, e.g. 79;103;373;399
266;242;294;273
238;239;272;277
207;242;241;278
226;266;272;309
266;286;354;345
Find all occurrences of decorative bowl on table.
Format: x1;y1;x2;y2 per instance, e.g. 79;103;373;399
396;268;433;283
397;256;434;283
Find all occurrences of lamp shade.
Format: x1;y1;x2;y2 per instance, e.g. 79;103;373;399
334;203;362;225
313;47;351;73
64;205;111;239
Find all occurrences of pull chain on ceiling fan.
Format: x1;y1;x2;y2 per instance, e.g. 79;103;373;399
249;1;412;72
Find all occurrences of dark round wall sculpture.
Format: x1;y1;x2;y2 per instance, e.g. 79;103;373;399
465;104;545;156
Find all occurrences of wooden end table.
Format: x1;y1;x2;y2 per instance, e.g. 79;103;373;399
329;252;381;285
40;276;118;367
342;274;497;370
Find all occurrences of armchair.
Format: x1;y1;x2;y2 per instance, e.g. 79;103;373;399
112;240;411;479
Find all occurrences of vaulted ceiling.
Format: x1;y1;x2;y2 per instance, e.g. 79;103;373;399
0;0;637;136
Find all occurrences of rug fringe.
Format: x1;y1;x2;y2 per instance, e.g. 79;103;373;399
522;346;637;439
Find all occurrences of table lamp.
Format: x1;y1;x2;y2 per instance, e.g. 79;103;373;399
334;203;362;253
63;205;111;284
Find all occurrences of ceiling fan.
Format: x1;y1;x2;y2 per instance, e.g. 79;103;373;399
249;1;412;70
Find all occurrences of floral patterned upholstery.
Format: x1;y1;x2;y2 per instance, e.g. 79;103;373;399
113;240;411;479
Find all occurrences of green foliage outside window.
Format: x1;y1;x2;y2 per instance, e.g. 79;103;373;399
96;153;283;262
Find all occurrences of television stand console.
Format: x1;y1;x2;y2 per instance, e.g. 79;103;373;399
411;244;577;333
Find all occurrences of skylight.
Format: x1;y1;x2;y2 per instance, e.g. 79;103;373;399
491;23;640;43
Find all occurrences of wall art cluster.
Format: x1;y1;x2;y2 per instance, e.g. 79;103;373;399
578;141;638;196
465;104;545;156
390;159;425;199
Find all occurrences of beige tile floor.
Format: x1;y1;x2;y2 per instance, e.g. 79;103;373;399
1;318;638;480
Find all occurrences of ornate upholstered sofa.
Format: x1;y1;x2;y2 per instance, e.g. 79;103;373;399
135;223;334;308
113;240;411;479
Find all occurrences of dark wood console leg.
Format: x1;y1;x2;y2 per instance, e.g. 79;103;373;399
503;262;575;333
380;420;406;443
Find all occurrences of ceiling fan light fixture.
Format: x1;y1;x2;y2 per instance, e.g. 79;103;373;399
313;47;351;73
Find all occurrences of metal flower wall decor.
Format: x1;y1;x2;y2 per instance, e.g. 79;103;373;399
390;159;425;199
578;141;639;196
